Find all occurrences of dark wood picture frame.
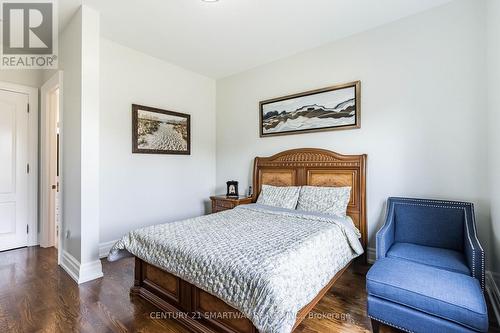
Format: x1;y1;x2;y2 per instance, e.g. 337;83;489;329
226;181;239;197
132;104;191;155
259;81;361;137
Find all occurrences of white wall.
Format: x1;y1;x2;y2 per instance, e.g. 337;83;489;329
99;38;216;244
79;6;101;268
58;7;102;283
59;9;83;260
216;0;490;256
487;0;500;280
0;70;44;88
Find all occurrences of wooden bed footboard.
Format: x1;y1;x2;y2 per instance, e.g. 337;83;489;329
132;257;257;333
131;257;351;333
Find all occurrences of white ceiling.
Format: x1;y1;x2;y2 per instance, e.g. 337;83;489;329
59;0;81;32
77;0;452;79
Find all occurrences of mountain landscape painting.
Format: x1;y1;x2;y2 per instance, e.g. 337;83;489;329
259;81;360;137
132;104;190;155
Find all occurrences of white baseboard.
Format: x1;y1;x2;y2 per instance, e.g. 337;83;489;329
99;240;117;259
79;259;104;283
486;271;500;325
60;249;103;284
367;247;376;264
60;249;80;282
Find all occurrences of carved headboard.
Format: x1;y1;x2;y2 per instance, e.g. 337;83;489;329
252;148;367;249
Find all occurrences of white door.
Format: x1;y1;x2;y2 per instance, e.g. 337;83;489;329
0;89;29;251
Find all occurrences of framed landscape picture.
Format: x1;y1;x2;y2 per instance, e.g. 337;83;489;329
259;81;360;137
132;104;190;155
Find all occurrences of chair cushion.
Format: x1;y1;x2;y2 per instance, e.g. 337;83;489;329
393;201;465;251
387;242;471;275
367;258;488;332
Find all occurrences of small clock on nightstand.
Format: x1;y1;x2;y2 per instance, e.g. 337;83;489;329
210;195;253;213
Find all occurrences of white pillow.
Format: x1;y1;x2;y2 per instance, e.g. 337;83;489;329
256;185;301;209
297;186;351;216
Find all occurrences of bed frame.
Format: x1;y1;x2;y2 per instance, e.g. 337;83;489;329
131;148;367;333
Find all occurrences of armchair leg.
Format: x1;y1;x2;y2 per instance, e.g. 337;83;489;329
371;318;380;333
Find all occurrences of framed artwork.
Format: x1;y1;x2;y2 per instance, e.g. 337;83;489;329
259;81;360;137
132;104;190;155
226;180;239;197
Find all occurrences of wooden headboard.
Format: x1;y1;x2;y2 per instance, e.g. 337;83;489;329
252;148;367;249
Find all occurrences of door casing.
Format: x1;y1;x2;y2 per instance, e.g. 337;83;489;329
40;71;63;264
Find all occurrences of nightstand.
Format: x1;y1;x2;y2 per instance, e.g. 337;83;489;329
210;195;253;213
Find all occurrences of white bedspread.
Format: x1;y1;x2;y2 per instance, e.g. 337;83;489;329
109;204;363;333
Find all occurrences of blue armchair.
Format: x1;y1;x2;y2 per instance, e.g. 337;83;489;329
367;197;488;333
377;197;485;288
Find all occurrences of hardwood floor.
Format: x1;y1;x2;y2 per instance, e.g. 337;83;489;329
0;246;498;333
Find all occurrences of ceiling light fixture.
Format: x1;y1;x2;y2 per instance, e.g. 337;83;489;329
202;0;219;2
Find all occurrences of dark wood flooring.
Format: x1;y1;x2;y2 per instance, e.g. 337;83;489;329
0;247;498;333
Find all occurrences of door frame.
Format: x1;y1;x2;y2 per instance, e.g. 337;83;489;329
0;81;38;247
40;71;63;262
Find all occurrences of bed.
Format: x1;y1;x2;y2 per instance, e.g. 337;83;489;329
109;148;367;333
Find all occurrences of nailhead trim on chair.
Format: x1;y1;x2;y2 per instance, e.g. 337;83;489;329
368;315;415;333
470;205;485;252
470;204;485;290
395;202;467;210
394;197;471;206
464;207;477;283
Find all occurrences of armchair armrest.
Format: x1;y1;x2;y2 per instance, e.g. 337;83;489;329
463;204;485;290
376;198;397;259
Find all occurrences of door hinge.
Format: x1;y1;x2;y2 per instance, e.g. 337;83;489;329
26;224;29;234
27;163;29;174
27;104;29;113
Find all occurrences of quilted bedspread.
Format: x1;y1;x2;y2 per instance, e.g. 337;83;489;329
108;204;363;333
